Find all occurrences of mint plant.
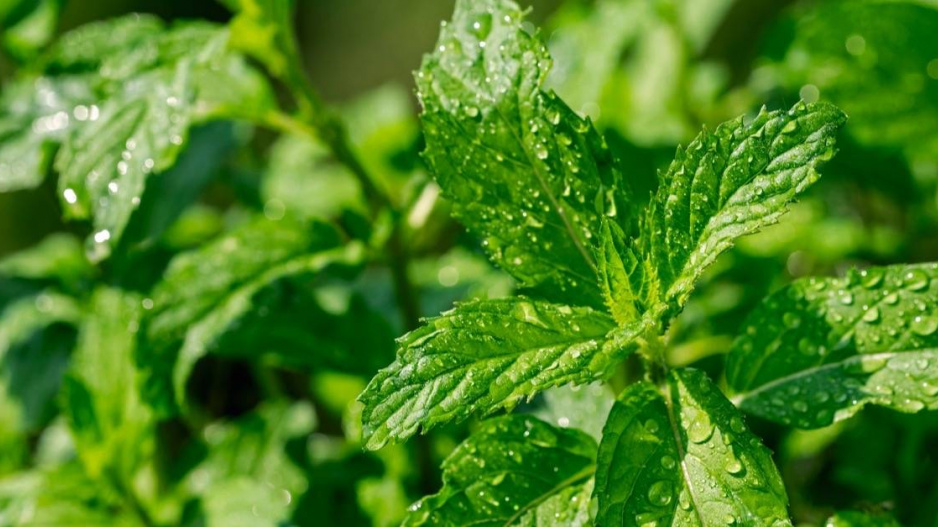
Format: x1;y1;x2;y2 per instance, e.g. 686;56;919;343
360;0;925;525
1;0;937;525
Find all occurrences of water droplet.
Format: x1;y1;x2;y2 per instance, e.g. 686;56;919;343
647;480;673;507
904;269;930;291
63;188;78;204
911;315;938;336
783;312;801;329
862;307;881;323
93;229;111;243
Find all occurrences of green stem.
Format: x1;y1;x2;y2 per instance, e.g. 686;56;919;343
266;7;421;331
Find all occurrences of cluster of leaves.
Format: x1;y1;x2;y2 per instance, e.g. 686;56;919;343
1;0;938;525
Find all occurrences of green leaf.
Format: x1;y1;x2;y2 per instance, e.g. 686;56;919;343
226;0;296;78
0;75;95;192
545;0;647;115
360;297;627;450
533;381;615;442
0;233;93;288
402;415;595;526
727;264;938;429
43;14;164;72
593;369;790;526
0;292;79;433
417;0;630;308
641;101;846;315
188;401;315;525
143;216;363;409
261;133;365;220
824;511;903;527
0;0;61;61
0;463;136;526
55;62;194;261
63;287;154;482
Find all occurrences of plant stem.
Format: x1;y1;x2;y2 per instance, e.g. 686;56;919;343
270;11;421;331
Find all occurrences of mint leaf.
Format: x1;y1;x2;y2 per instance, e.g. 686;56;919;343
642;101;846;315
0;233;92;290
55;63;193;261
593;369;790;526
0;0;60;61
402;416;595;526
534;381;615;441
727;264;938;428
597;217;653;325
0;75;94;192
417;0;630;308
43;14;164;71
189;401;314;526
0;293;79;432
359;297;625;450
143;217;363;409
63;287;154;482
226;0;297;78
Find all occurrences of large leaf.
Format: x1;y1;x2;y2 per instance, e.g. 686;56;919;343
641;101;846;315
63;287;154;482
417;0;630;309
360;297;633;450
727;264;938;428
403;415;595;526
593;369;790;526
143;216;363;409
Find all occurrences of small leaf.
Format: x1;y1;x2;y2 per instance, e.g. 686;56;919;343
143;216;363;409
359;297;634;450
226;0;297;78
593;369;790;526
642;101;846;315
417;0;631;308
402;415;595;526
728;264;938;428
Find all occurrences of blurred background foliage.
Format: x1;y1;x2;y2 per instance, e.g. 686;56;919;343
1;0;938;525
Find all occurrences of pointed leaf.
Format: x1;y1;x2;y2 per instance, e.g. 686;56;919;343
594;369;790;526
417;0;630;308
360;297;635;450
642;101;846;314
403;415;595;526
728;264;938;428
